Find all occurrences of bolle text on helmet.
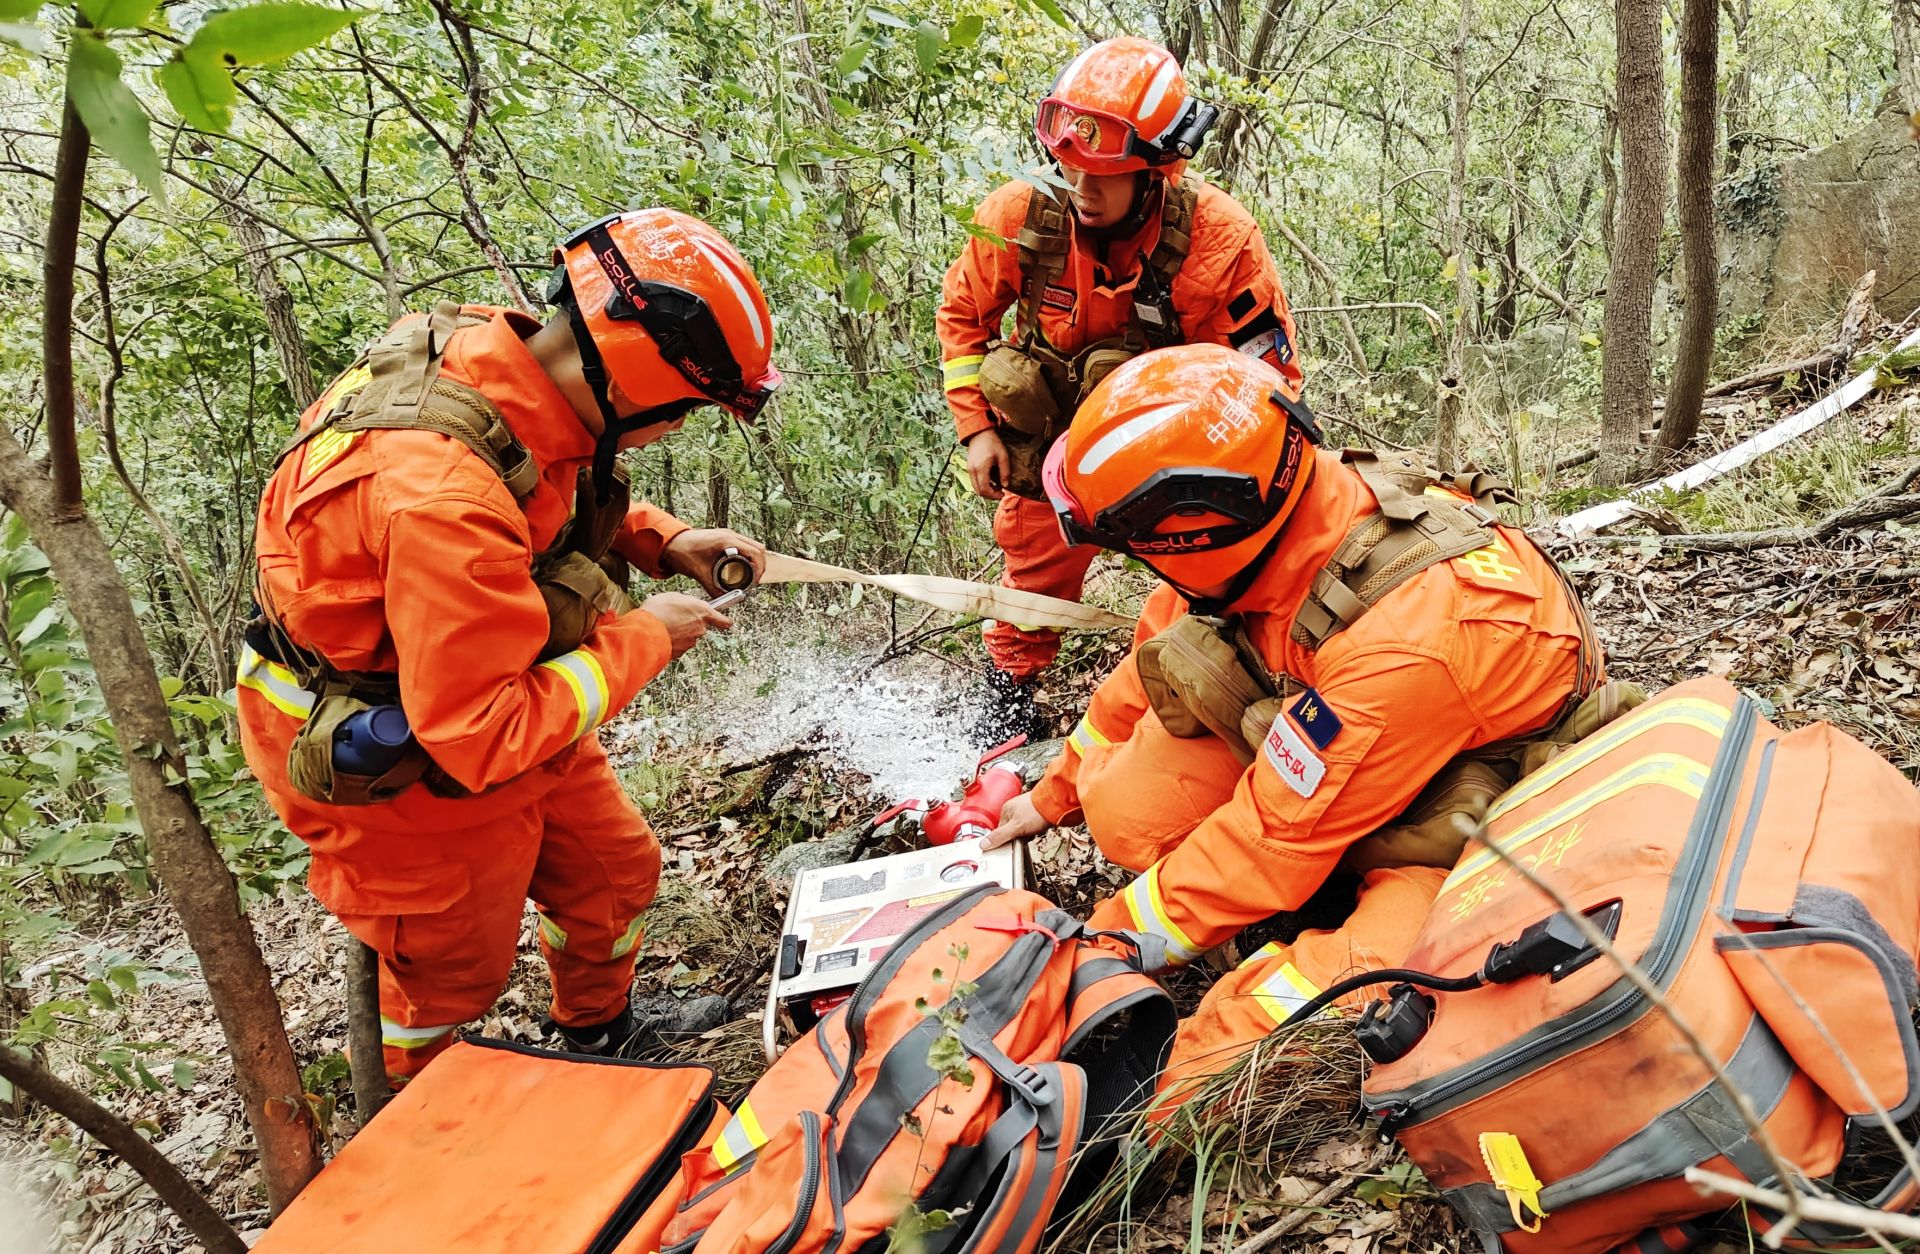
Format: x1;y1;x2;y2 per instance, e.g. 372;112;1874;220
1130;529;1220;555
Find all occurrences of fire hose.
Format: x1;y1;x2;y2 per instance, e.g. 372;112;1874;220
747;550;1133;633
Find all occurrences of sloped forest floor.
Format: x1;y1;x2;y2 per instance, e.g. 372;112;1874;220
5;380;1920;1254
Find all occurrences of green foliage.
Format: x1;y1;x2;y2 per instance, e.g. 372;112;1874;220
65;34;164;201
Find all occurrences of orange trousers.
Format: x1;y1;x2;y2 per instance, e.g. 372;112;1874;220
240;696;661;1083
1072;712;1445;1102
986;493;1098;679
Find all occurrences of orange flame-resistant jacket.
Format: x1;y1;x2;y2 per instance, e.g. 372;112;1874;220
1031;449;1595;963
936;179;1305;442
248;309;686;818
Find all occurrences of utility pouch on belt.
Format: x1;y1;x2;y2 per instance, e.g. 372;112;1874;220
1137;615;1276;764
977;344;1060;436
1076;343;1137;400
287;691;427;806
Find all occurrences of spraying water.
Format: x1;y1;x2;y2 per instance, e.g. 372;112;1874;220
606;624;989;805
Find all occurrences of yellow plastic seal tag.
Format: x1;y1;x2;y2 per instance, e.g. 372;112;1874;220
1478;1132;1549;1232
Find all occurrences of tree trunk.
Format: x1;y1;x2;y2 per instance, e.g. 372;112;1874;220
0;1047;246;1253
1598;0;1668;486
1722;0;1754;175
706;453;731;530
1895;0;1920;117
1659;0;1721;464
1435;0;1474;470
213;174;318;410
345;939;389;1125
6;95;322;1216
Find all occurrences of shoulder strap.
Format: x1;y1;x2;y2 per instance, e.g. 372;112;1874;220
1289;449;1504;651
1014;184;1074;342
276;301;539;500
1145;175;1197;290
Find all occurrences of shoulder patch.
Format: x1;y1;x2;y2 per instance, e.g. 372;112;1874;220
1452;534;1528;589
300;427;360;484
1287;687;1342;751
1262;708;1327;798
1227;289;1257;322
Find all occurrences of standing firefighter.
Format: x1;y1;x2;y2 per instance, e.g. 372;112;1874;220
985;345;1610;1100
938;36;1304;743
237;208;781;1083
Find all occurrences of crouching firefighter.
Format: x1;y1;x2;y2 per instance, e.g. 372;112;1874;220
937;36;1305;744
237;208;782;1083
984;344;1620;1104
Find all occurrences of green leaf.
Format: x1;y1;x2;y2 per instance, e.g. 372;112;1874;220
79;0;158;29
864;6;909;29
107;965;141;995
0;0;43;21
833;37;870;79
949;14;983;47
66;34;166;202
914;21;941;74
1024;0;1072;29
158;47;235;131
188;2;361;66
86;979;118;1010
171;1059;196;1088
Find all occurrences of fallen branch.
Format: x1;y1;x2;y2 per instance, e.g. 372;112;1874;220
1684;1169;1920;1245
1580;493;1920;552
1706;272;1877;397
0;1047;246;1254
1272;219;1370;378
1228;1142;1396;1254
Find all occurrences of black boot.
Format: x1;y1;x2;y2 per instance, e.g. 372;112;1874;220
971;668;1042;749
543;994;731;1058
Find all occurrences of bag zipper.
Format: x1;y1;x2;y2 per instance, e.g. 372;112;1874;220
583;1075;722;1254
1369;695;1759;1126
763;1110;825;1254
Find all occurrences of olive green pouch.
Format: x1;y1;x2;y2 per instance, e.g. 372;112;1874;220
978;345;1061;436
287;692;427;806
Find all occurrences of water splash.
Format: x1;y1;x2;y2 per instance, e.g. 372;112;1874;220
608;628;987;804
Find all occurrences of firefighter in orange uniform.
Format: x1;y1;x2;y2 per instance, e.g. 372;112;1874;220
985;345;1601;1099
937;37;1305;742
237;209;782;1082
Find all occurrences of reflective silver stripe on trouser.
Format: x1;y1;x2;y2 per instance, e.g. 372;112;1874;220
1441;1015;1797;1237
379;1016;461;1050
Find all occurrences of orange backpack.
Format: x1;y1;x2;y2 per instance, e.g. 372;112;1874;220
664;885;1174;1254
1360;677;1920;1252
253;1039;725;1254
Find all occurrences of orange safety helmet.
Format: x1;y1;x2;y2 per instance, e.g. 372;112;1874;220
549;208;782;498
1034;37;1217;178
1043;345;1322;597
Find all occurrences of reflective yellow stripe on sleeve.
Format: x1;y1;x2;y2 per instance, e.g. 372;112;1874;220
711;1098;768;1174
1120;864;1200;965
235;645;316;719
538;647;611;740
1250;960;1333;1027
942;354;985;393
1066;714;1111;757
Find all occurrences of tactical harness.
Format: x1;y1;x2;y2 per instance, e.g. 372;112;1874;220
249;302;635;805
978;176;1199;498
1134;450;1614;871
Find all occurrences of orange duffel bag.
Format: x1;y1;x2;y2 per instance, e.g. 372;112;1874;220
254;1038;725;1254
662;885;1175;1254
1360;677;1920;1253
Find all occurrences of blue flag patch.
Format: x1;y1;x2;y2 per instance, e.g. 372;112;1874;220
1287;687;1342;751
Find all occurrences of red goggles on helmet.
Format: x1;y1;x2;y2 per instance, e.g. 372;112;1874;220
562;216;781;421
1033;96;1219;170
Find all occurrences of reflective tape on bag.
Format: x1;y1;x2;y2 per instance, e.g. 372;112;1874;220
710;1097;768;1173
538;647;611;740
1251;960;1332;1027
942;354;985;393
236;645;315;719
1120;864;1200;965
1067;713;1112;757
379;1016;460;1051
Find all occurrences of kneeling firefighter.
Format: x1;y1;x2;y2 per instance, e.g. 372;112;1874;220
985;344;1618;1102
237;208;781;1083
937;36;1305;743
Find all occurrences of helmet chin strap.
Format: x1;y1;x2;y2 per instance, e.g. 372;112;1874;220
562;295;696;505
